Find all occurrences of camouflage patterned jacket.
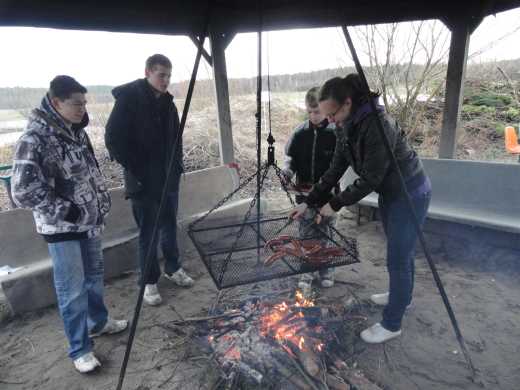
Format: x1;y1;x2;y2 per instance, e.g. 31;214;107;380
11;96;111;237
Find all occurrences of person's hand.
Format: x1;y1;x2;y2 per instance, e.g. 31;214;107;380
316;203;336;224
280;169;294;187
289;203;308;220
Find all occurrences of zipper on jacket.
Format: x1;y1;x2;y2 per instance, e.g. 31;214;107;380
311;127;317;183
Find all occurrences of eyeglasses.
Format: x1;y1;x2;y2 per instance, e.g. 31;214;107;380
326;103;344;121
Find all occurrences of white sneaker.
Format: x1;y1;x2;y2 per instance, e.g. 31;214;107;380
370;292;390;305
73;352;101;373
298;273;313;292
144;284;162;306
164;268;194;287
370;292;413;309
319;268;335;288
360;323;402;344
90;318;128;338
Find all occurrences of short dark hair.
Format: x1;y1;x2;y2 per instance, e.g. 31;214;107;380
145;54;172;70
305;87;320;108
49;75;87;100
319;73;380;113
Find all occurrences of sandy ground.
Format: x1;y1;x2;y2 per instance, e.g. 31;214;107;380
1;209;519;390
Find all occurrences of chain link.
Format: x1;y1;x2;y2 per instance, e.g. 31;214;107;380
188;162;269;231
217;164;271;285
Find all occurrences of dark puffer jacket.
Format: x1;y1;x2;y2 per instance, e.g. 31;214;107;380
306;101;427;210
284;119;336;187
105;79;183;200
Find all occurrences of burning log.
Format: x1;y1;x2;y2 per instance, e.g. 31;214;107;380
197;290;368;389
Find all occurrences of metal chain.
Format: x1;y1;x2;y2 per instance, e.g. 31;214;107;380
188;163;269;231
218;164;271;285
272;163;296;208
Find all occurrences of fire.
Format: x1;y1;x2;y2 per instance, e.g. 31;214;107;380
260;290;323;354
225;347;241;361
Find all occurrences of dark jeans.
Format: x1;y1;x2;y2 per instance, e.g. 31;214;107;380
131;190;181;286
378;190;431;332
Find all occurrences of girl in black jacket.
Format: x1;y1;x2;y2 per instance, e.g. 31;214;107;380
291;73;431;344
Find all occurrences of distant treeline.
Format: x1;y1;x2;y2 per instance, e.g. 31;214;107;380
1;59;518;110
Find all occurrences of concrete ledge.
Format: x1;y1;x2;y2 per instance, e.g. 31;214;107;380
1;236;140;315
0;165;245;315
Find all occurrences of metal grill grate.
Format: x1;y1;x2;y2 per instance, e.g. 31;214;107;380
188;215;359;289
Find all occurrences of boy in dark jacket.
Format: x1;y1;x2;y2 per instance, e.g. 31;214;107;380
12;76;127;373
282;87;337;291
105;54;194;307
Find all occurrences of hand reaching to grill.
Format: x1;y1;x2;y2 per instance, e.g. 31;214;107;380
289;202;308;220
280;169;294;187
316;203;336;224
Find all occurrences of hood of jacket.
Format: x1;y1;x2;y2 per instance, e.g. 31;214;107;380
29;94;90;142
112;78;174;104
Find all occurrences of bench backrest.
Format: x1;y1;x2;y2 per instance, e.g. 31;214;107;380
422;158;520;215
341;158;520;218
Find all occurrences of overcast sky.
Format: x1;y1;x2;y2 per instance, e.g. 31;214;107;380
0;7;519;88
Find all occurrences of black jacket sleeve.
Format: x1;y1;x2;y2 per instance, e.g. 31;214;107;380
305;134;350;208
328;114;397;210
105;94;137;174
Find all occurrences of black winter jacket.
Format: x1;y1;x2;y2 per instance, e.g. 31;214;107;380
306;103;427;211
105;79;183;200
284;119;336;187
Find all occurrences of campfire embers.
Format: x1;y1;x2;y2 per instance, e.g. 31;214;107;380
203;291;351;389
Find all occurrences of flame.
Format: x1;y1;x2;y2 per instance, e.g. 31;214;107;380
258;290;324;354
316;343;324;352
225;347;241;361
298;337;305;350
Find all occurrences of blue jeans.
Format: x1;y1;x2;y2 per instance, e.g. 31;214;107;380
131;190;181;286
48;236;108;360
378;190;431;332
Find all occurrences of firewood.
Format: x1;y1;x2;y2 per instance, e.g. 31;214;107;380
171;311;243;324
297;349;321;378
338;368;383;390
275;363;313;390
326;373;351;390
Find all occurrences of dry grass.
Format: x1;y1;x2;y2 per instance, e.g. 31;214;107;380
1;90;517;211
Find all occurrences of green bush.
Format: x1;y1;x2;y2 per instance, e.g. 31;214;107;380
506;107;520;121
467;92;512;107
462;104;495;116
494;122;506;136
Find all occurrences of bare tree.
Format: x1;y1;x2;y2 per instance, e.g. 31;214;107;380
348;21;450;138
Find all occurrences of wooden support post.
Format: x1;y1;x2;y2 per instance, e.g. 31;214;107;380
210;30;235;165
438;21;471;159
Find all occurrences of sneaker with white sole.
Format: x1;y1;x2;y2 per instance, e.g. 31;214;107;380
73;352;101;373
370;292;412;309
144;284;162;306
370;292;390;305
360;322;402;344
297;273;314;293
164;268;194;287
319;268;335;288
90;318;128;338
